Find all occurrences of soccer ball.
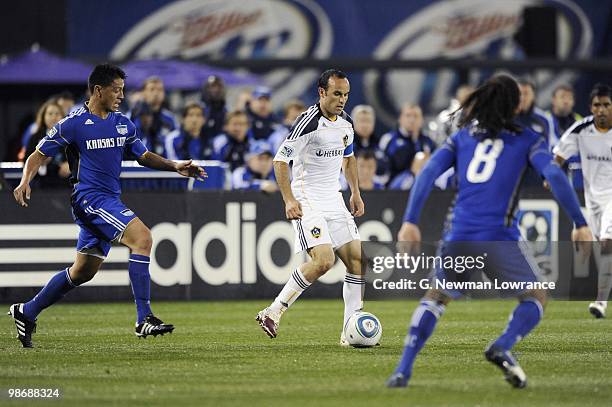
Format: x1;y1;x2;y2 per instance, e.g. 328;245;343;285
344;311;382;347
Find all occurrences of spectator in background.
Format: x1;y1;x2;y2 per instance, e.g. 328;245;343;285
429;84;475;145
201;75;227;140
268;100;307;154
247;86;279;140
549;84;582;143
516;78;555;186
21;100;70;188
232;140;277;192
20;91;76;156
516;78;555;144
548;84;584;189
55;91;76;118
164;102;210;160
356;150;384;191
379;103;435;186
131;76;178;155
212;110;251;171
351;104;380;153
131;102;160;155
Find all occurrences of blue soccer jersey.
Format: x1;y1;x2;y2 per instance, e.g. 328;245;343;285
36;105;147;197
405;125;551;240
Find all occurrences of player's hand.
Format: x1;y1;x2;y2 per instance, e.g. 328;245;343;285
349;193;365;217
542;180;551;191
13;183;31;208
397;222;421;254
176;160;207;181
285;198;303;220
572;225;593;264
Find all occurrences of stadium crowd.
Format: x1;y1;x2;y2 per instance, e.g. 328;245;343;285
6;75;584;192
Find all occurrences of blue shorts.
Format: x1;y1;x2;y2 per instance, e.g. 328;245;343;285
433;240;543;299
70;193;137;258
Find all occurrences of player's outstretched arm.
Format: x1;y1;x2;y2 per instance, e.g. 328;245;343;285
402;148;455;228
343;155;364;217
273;161;302;220
14;150;47;207
137;152;207;181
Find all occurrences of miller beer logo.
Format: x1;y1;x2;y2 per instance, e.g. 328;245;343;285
110;0;333;106
364;0;593;127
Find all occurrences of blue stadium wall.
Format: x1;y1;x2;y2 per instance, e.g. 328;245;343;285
0;190;597;302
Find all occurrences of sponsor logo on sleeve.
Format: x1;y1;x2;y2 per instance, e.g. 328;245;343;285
281;145;294;157
46;127;57;138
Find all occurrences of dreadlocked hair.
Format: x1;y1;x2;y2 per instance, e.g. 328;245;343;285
453;74;522;139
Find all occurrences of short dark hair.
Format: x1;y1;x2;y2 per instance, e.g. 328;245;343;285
88;64;126;93
455;74;521;137
318;69;348;91
182;101;205;118
356;149;376;160
589;83;612;104
517;76;536;91
56;90;75;101
552;84;574;97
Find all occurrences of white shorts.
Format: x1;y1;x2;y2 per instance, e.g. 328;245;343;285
292;197;360;253
589;201;612;240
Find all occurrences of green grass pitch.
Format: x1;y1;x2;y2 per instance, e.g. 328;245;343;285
1;300;610;406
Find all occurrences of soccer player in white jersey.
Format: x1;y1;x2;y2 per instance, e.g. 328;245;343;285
554;84;612;318
256;69;366;344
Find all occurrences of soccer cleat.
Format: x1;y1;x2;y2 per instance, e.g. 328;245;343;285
484;344;527;388
255;307;281;338
135;314;175;338
385;372;409;388
588;301;607;318
7;304;37;348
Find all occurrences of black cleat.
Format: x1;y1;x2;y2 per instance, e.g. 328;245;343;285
385;372;409;388
484;344;527;388
8;304;36;348
135;314;174;338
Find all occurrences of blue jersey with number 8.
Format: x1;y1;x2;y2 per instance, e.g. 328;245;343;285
432;126;550;239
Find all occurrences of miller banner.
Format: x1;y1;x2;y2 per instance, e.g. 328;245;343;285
65;0;612;125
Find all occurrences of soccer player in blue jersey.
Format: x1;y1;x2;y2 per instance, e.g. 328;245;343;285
9;64;206;348
386;75;592;388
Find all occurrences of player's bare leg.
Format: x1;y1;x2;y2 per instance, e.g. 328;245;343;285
387;289;450;387
9;253;103;348
336;239;365;345
257;244;335;338
121;218;174;338
590;240;611;318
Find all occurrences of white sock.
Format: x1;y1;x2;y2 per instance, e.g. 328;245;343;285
596;253;612;303
269;267;311;314
343;272;365;329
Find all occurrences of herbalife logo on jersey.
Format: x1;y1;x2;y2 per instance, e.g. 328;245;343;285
315;148;344;158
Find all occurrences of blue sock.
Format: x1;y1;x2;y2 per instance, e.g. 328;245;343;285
23;268;77;321
493;299;543;351
129;254;152;324
395;300;445;378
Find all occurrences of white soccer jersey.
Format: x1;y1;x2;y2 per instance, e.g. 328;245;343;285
274;104;354;210
554;116;612;214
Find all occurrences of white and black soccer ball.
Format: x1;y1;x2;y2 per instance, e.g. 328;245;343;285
344;311;382;347
519;211;549;253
